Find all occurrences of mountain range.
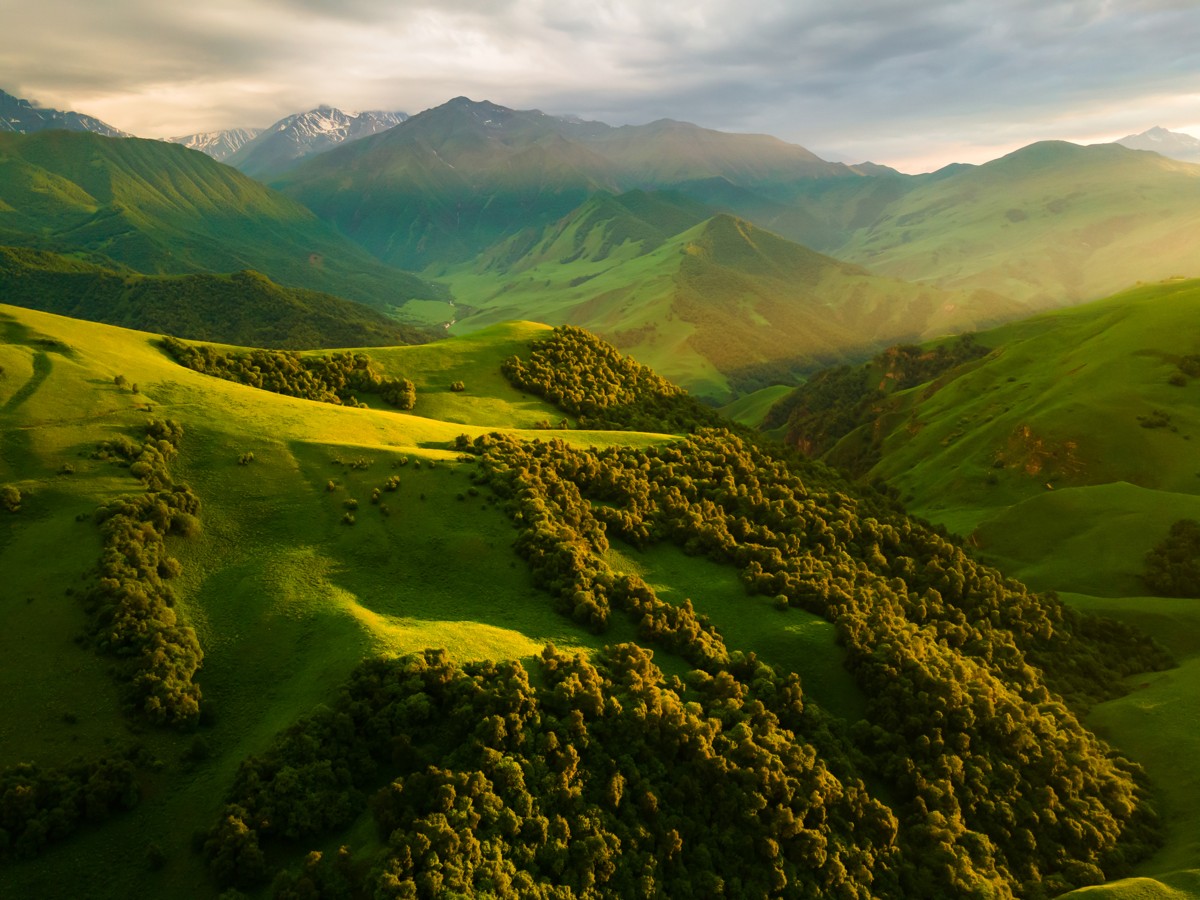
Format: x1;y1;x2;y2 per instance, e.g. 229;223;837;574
6;87;1200;403
0;88;129;138
5;83;1200;900
224;106;409;177
164;127;263;162
0;129;443;315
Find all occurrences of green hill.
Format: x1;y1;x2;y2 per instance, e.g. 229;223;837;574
835;142;1200;307
772;279;1200;898
0;130;445;316
786;278;1200;542
0;305;1175;899
446;210;1024;401
0;246;430;348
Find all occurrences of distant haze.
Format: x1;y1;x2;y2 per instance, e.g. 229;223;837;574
4;0;1199;173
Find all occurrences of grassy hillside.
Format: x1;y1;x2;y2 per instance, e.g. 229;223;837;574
779;280;1200;898
0;130;444;315
835;142;1200;307
0;307;861;898
446;210;1023;402
0;246;430;348
0;305;1173;898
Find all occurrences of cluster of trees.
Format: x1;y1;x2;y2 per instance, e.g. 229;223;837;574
1142;518;1200;596
197;326;1172;897
86;418;204;727
0;754;140;862
762;335;989;468
208;645;899;897
471;432;728;670
467;426;1167;896
501;326;719;432
161;336;416;410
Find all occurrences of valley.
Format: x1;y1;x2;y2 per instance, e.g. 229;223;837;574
2;82;1200;899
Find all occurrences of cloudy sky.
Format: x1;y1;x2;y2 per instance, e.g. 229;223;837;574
5;0;1199;172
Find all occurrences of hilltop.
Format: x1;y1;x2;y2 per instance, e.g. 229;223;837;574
0;306;1172;898
767;279;1200;898
445;206;1021;401
0;246;430;348
0;130;444;315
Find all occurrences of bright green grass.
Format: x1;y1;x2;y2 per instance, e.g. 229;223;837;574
849;281;1200;896
718;383;795;428
969;483;1200;597
869;279;1200;535
1062;871;1200;900
0;304;685;899
603;540;865;719
441;229;733;397
1057;592;1200;886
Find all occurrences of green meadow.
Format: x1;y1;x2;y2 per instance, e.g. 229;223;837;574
0;304;844;898
811;280;1200;899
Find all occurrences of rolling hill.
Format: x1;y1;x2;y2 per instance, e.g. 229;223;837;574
445;205;1024;401
0;246;430;348
833;141;1200;307
0;130;445;316
0;304;1175;898
769;279;1200;899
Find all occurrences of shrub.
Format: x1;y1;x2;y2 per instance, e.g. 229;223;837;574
450;380;465;392
1;484;21;512
1143;519;1200;596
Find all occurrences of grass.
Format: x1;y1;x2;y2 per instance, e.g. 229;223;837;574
603;540;863;718
441;213;1013;403
718;383;795;428
836;141;1200;309
0;303;845;898
845;280;1200;897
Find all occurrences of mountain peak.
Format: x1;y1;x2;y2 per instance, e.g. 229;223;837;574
0;87;130;138
226;105;408;177
1115;125;1200;162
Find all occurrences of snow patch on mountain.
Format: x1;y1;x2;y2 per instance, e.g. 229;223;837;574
164;127;264;162
0;88;130;138
1115;126;1200;163
227;106;408;176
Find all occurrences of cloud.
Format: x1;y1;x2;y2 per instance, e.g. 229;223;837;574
3;0;1198;169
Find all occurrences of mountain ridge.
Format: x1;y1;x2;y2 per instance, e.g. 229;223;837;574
164;127;263;162
0;88;129;138
0;129;445;314
226;105;408;177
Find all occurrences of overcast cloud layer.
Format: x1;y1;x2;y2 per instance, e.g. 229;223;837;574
4;0;1199;172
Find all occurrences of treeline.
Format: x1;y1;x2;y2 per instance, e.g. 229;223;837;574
467;427;1168;897
85;418;204;727
161;336;416;410
208;645;900;898
0;246;432;350
0;754;140;862
762;335;989;468
501;325;721;432
199;326;1171;896
1142;518;1200;596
